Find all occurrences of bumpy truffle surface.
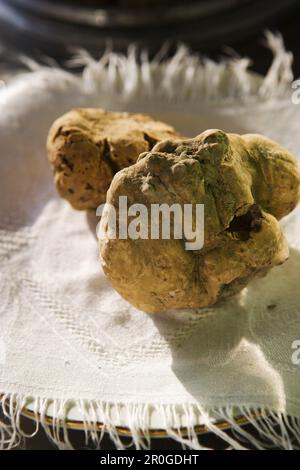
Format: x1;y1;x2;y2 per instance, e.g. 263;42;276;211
100;130;300;313
47;108;180;210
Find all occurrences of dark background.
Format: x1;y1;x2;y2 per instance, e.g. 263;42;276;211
1;1;300;77
0;0;300;451
225;8;300;77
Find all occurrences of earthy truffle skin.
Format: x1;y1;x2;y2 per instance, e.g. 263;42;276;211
100;130;300;313
47;108;181;210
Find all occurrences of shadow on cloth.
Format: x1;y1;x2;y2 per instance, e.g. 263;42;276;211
86;209;99;240
151;248;300;413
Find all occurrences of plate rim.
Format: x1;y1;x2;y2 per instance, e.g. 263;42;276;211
20;404;259;438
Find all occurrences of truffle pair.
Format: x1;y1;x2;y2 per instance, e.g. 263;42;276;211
48;109;300;313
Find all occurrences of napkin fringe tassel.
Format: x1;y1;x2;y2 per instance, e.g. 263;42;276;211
1;393;300;450
74;31;294;102
2;31;294;104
